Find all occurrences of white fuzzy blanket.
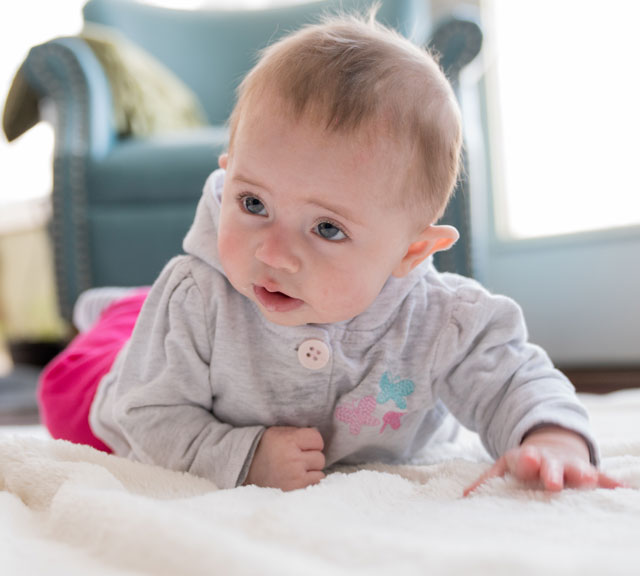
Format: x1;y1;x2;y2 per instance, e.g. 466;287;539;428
2;391;640;576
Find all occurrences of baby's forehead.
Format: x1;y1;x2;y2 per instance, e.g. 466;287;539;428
240;91;408;153
231;102;411;192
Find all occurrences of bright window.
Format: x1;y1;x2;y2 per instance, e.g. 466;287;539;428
483;0;640;239
0;1;85;212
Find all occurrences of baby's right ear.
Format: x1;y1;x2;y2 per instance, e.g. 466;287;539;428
218;153;228;169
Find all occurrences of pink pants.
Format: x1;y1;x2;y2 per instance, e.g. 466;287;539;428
38;288;149;452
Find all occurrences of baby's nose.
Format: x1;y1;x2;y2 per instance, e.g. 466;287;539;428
254;227;301;274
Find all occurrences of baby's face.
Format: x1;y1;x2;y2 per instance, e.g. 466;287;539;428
217;101;418;326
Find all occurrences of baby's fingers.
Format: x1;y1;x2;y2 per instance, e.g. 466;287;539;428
304;449;326;473
558;458;625;490
539;455;565;491
597;473;626;490
560;460;598;489
508;447;542;483
463;458;507;497
464;448;544;496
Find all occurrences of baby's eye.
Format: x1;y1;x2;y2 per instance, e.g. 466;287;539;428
316;221;347;241
241;195;267;216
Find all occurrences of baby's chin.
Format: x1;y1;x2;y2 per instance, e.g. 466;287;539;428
262;314;310;327
254;299;317;326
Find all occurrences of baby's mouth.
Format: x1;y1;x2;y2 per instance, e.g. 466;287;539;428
253;285;304;313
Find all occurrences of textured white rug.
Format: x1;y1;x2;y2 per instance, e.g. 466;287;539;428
2;392;640;576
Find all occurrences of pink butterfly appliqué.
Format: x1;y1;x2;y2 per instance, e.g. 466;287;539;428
335;395;380;435
380;411;406;433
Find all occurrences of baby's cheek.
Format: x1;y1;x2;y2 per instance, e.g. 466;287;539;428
349;271;392;313
326;276;378;319
217;227;244;275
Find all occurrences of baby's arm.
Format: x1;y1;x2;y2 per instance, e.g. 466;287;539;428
464;425;623;496
430;282;623;496
244;426;326;491
94;264;269;489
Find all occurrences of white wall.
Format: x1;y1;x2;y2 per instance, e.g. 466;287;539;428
479;231;640;367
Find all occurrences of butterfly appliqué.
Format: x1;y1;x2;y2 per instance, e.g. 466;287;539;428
380;410;406;433
334;395;380;435
335;372;415;435
376;372;415;410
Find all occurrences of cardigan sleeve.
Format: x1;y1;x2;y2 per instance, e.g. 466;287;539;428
91;257;264;488
431;282;599;465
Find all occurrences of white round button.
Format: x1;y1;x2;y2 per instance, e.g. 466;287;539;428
297;339;330;370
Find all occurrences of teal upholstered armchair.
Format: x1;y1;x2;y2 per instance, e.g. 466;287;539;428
2;0;481;321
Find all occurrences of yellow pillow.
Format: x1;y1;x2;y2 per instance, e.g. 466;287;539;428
81;24;207;137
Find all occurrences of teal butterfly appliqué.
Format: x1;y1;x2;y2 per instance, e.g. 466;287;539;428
376;371;414;409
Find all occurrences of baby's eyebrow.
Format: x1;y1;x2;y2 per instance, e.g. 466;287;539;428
232;173;269;192
307;200;361;226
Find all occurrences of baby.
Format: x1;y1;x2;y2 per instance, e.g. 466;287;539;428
39;14;619;494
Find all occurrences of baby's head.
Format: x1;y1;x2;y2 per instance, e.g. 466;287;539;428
217;14;463;326
228;13;462;225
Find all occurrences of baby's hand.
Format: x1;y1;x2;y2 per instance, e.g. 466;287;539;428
464;426;623;496
244;426;326;491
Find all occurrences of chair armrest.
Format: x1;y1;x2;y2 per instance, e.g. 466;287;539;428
5;37;119;319
428;11;483;86
9;36;117;158
428;10;483;278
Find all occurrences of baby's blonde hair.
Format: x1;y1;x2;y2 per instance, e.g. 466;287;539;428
228;13;462;224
